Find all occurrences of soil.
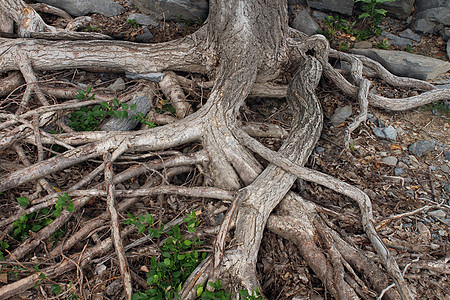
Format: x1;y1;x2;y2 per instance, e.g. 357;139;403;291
0;1;449;299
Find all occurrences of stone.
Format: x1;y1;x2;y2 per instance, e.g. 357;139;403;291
383;126;397;141
37;0;125;17
311;10;329;21
127;13;159;27
394;167;403;175
416;0;449;12
381;0;414;20
444;150;450;160
382;156;398;166
398;29;421;42
125;71;164;82
132;0;208;22
354;41;372;49
372;125;397;141
315;146;325;154
350;48;450;80
413;7;450;34
444;182;450;193
408;140;435;157
330;105;352;125
307;0;354;16
135;27;154;42
107;78;125;93
427;210;446;218
441;165;450;173
291;10;320;36
288;0;307;5
447;40;450;60
443;27;450;41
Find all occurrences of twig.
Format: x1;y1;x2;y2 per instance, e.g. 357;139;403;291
105;153;132;300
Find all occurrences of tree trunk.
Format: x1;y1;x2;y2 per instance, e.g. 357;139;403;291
1;0;446;299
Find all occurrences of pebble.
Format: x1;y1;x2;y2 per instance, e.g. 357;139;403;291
427;210;446;218
382;156;398;166
394;167;403;175
443;219;450;226
444;182;450;193
372;125;397;141
416;222;431;241
441;165;450;173
330;105;352;125
438;229;446;237
399;28;422;42
444;150;450;160
408;140;435;157
398;162;408;169
315;146;325;154
107;78;125;93
127;13;159;27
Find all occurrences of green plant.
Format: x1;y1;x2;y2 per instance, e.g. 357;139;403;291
132;112;156;128
0;240;9;260
422;101;450;116
338;41;351;52
127;19;140;28
376;39;390;49
356;0;395;36
196;280;230;299
128;211;206;299
83;25;98;32
155;100;176;115
405;44;413;53
12;194;75;241
69;88;137;131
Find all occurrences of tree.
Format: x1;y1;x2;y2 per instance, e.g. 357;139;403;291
0;0;448;299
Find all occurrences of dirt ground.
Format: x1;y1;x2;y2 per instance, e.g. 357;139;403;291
0;1;449;299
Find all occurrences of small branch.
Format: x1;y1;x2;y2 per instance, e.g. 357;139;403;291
105;154;132;300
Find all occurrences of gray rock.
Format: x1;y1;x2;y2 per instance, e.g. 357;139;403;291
383;126;397;141
350;48;450;80
354;41;373;49
291;10;320;36
373;125;397;141
330;105;352;125
37;0;125;17
132;0;208;21
416;0;449;12
307;0;354;16
128;13;159;27
441;165;450;173
398;162;408;168
315;146;325;154
394;167;403;175
107;78;125;93
444;150;450;160
413;7;450;34
447;40;450;60
135;27;154;42
288;0;307;4
381;0;414;20
125;71;165;82
408;140;435;157
381;31;413;47
444;182;450;193
443;27;450;41
427;209;447;218
382;156;398;166
311;10;329;21
398;28;421;42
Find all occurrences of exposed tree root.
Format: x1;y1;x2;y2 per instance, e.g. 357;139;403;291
1;1;449;299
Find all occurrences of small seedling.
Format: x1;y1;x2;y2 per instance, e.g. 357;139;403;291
127;211;206;299
12;194;75;241
127;19;140;28
376;39;390;49
356;0;395;36
405;45;413;53
0;241;9;261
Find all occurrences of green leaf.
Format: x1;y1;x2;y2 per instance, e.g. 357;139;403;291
130;103;137;110
39;272;47;279
163;258;171;265
67;200;75;212
184;239;192;246
359;12;370;18
31;224;42;232
113;98;120;108
86;86;92;94
50;284;61;296
17;197;29;207
121;103;129;110
196;285;204;296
